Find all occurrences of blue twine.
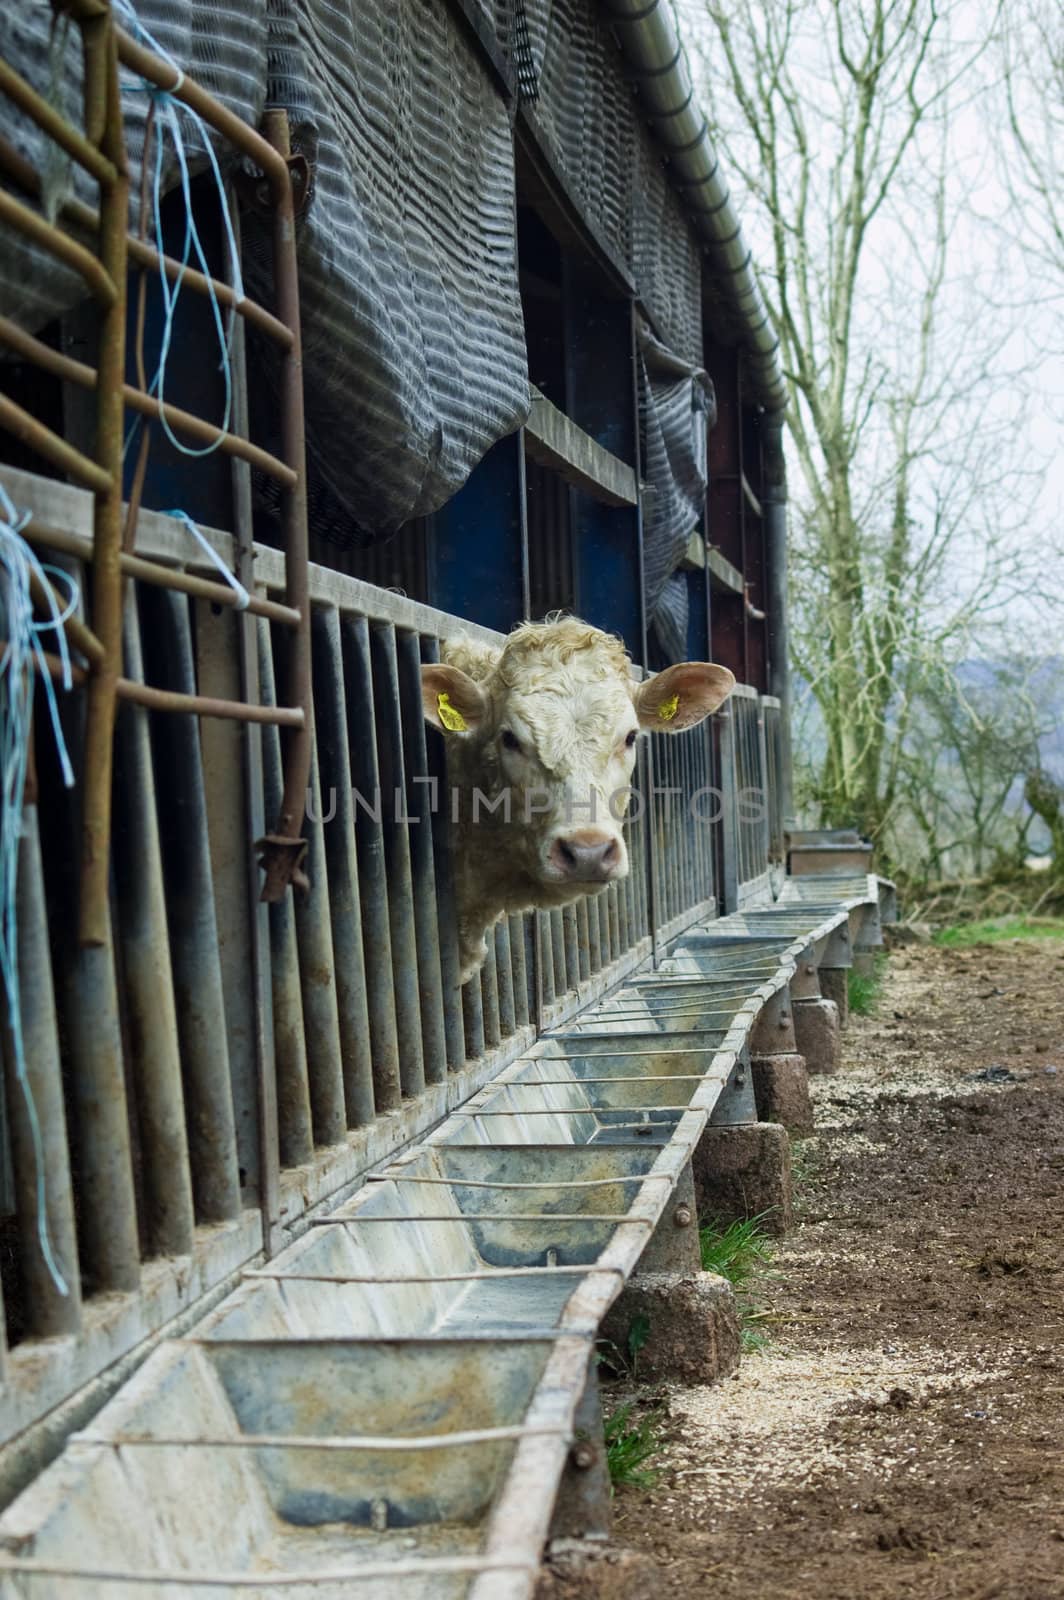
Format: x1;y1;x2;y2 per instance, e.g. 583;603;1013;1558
114;0;244;461
163;510;250;610
0;482;79;1299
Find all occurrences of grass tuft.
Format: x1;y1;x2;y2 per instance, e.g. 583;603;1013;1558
700;1214;777;1353
699;1213;776;1286
604;1402;665;1492
848;952;888;1016
933;916;1064;949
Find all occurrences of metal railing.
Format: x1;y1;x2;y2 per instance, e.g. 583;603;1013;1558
0;0;786;1500
1;468;759;1483
731;684;772;906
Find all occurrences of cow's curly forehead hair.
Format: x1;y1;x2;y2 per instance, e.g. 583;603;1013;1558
494;617;632;691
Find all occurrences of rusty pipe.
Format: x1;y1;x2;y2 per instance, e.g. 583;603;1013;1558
0;317;297;488
0;188;117;305
0;54;117;187
26;518;301;628
0;134;294;351
257;107;313;903
0;394;112;495
78;10;128;947
27;646;306;726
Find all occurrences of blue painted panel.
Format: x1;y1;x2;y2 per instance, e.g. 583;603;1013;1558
431;433;524;632
571;494;642;657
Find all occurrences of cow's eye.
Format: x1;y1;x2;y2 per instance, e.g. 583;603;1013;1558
625;730;638;749
500;729;522;753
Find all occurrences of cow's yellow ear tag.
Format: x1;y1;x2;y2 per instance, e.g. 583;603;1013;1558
657;693;680;722
437;692;468;732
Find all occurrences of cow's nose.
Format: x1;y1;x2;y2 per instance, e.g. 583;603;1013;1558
548;830;621;881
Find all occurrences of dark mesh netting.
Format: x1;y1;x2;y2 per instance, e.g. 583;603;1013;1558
261;0;528;536
638;321;714;663
525;0;709;655
0;0;528;539
2;0;708;609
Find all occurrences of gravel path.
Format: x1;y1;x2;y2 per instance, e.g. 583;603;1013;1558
542;937;1064;1600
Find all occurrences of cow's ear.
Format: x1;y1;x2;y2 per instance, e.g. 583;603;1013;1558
633;663;735;732
421;664;490;735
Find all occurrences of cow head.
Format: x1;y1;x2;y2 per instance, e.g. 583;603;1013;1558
421;620;733;958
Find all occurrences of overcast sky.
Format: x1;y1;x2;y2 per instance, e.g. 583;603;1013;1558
672;0;1063;636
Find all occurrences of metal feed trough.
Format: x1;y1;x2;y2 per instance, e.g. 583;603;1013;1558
0;877;886;1600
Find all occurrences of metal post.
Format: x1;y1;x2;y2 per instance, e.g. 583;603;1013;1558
4;807;82;1332
762;411;793;827
112;592;195;1257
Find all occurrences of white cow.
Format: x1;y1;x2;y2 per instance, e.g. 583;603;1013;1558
421;616;734;982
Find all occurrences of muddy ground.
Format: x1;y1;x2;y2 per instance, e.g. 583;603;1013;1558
542;936;1064;1600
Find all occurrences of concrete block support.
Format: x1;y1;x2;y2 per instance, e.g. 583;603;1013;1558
792;995;841;1074
751;1052;813;1135
599;1272;741;1386
818;966;849;1026
691;1121;793;1235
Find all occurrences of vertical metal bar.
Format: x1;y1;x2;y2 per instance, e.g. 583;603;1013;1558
260;109;312;901
480;933;501;1051
550;908;567;995
258;620;314;1166
112;591;194;1257
585;886;602;975
683;735;696;910
463;973;486;1061
343;616;402;1109
42;554;140;1292
296;731;348;1143
517;429;531;619
575;898;591;982
370;621;425;1099
195;602;262;1191
608;882;621;958
60;939;141;1288
140;588;242;1220
396;631;447;1085
699;726;713;905
717;707;739;914
228;218;281;1249
757;702;771;879
311;608;375;1126
78;14;128;945
597;891;612;969
510;914;530;1029
643;733;661;962
536;910;554;1010
563;903;579;991
494;919;516;1037
421;639;465;1071
615;863;629;953
3;806;81;1332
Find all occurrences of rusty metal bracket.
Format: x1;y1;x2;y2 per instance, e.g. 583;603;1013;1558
255;833;310;900
234;150;314;220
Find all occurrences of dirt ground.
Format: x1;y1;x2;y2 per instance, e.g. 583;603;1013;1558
543;936;1064;1600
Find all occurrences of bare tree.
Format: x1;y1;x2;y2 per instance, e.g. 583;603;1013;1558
681;0;1043;844
892;657;1058;881
1001;0;1064;284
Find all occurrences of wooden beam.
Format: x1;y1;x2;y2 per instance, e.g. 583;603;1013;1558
523;387;638;507
707;546;745;595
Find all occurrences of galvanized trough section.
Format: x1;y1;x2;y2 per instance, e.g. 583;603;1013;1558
0;876;885;1600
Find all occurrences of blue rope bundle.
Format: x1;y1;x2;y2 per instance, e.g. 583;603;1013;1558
0;483;78;1297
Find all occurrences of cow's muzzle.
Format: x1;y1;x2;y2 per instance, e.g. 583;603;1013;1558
545;829;625;883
